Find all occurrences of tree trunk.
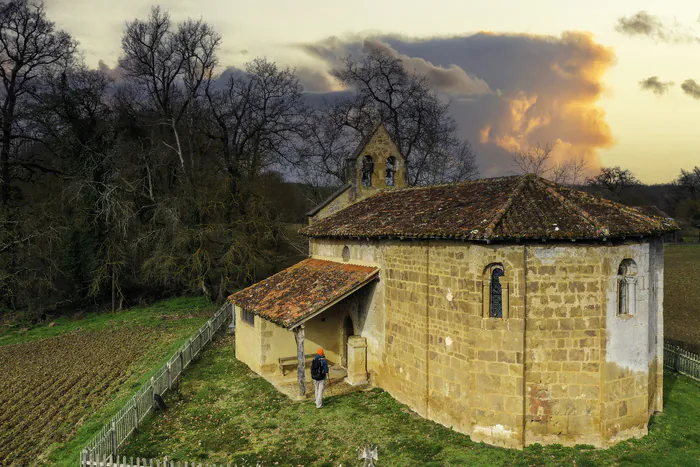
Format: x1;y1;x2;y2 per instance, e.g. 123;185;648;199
293;325;306;396
1;100;15;206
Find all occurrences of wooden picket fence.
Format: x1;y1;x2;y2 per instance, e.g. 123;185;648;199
80;454;260;467
79;303;233;465
663;341;700;382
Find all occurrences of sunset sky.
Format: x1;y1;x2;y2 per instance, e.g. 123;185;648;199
43;0;700;184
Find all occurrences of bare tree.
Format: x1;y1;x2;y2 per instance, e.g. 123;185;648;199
587;166;640;195
0;0;76;206
328;43;478;185
204;58;309;196
511;143;554;177
677;166;700;199
512;142;589;186
120;6;221;178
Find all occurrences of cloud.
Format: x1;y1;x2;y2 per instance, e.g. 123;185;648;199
681;79;700;99
97;59;125;82
302;37;492;98
295;67;338;93
362;39;493;97
615;11;699;43
639;76;674;95
300;31;615;177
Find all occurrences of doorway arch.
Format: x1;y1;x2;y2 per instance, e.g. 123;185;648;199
342;315;354;366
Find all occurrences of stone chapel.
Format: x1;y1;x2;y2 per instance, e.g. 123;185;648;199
229;123;678;449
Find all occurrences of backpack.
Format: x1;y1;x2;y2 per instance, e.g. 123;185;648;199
311;357;324;380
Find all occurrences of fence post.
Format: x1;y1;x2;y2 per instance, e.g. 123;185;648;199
167;362;172;391
179;349;184;380
151;376;157;409
134;398;139;429
674;345;680;372
110;420;117;459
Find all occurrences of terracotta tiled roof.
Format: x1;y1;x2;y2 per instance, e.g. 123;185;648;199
299;174;679;241
228;258;378;329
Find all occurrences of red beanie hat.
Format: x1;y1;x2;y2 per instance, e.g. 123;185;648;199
317;348;324;356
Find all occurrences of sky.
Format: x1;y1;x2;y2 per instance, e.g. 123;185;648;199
43;0;700;184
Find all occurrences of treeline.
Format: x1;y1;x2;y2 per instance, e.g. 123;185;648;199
0;2;478;316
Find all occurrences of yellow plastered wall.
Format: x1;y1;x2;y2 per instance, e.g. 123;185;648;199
235;305;263;374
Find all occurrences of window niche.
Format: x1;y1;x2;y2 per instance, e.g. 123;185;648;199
242;308;255;326
385;156;396;186
482;263;509;319
342;245;351;262
361;156;374;187
617;259;638;316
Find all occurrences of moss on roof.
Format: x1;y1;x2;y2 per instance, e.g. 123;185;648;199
299;174;679;241
228;259;378;328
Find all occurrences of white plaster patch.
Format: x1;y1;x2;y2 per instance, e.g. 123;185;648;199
605;243;652;373
446;289;453;302
473;424;514;440
445;336;453;348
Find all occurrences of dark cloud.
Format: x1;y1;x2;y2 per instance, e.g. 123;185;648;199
295;67;337;93
301;32;615;177
681;79;700;99
616;11;699;43
97;59;125;82
639;76;674;95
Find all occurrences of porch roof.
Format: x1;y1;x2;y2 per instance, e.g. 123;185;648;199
228;258;379;329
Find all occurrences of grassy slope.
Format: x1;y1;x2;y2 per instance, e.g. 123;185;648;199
664;245;700;352
120;334;700;467
0;297;214;467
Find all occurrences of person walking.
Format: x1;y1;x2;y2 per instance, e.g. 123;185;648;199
311;348;329;408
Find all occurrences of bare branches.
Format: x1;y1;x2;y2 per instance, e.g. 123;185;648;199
321;43;478;185
205;58;309;189
587;166;640;195
511;142;589;186
0;0;77;205
120;6;221;177
512;143;554;177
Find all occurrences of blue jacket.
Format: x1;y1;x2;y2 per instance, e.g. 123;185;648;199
313;354;329;380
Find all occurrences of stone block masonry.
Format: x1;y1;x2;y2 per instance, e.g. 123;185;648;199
308;237;664;449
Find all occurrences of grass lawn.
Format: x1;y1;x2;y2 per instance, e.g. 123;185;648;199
120;333;700;467
664;244;700;353
0;296;214;467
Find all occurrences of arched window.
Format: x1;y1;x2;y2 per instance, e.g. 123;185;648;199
482;263;507;319
342;246;350;262
385;156;396;186
362;156;374;187
490;267;505;318
617;259;638;316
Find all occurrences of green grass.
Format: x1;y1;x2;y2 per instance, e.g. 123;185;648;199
0;296;215;467
120;334;700;467
0;296;213;347
664;245;700;352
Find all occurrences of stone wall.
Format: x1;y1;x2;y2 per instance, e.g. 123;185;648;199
307;237;664;448
310;125;406;223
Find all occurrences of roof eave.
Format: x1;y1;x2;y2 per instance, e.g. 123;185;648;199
286;269;380;330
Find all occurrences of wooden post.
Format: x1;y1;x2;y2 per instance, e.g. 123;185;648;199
293;324;306;396
110;421;117;459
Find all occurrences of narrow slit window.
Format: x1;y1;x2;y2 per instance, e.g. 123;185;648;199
242;309;255;326
386;156;396;186
490;267;505;318
362;156;374;187
617;259;638;316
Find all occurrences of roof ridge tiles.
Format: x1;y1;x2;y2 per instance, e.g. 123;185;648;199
535;176;609;237
484;174;530;239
